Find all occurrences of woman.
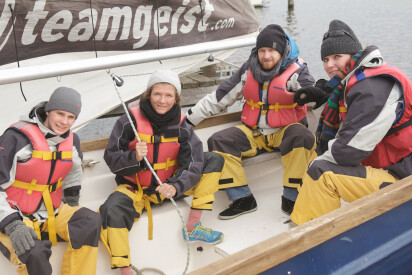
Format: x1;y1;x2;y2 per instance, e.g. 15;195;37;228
100;70;224;274
291;19;412;226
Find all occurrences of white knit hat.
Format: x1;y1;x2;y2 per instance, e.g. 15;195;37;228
147;70;181;95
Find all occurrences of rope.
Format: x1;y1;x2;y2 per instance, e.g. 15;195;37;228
199;0;204;26
132;265;166;275
8;4;27;101
110;73;191;275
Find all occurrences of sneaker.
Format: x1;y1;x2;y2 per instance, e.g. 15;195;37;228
288;220;298;229
281;195;295;216
182;223;224;244
218;194;257;220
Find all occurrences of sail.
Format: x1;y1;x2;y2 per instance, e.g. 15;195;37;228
0;0;259;131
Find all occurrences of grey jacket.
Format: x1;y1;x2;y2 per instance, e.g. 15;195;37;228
0;104;83;231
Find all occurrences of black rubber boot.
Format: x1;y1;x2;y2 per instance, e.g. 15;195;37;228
281;195;295;216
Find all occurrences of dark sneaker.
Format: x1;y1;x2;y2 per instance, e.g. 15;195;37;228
281;195;295;216
219;195;257;220
288;220;298;229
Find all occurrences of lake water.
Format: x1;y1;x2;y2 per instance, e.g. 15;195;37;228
227;0;412;80
77;0;412;140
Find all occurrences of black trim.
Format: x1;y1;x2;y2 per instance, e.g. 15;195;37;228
219;178;234;185
289;178;303;186
385;118;412;137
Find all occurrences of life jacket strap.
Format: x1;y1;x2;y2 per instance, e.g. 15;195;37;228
12;178;63;195
134;175;154;240
152;158;177;171
11;178;63;246
137;133;178;144
245;99;297;114
32;150;72;160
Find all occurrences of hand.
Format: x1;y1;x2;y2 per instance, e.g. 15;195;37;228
64;195;80;207
5;220;38;256
294;86;329;109
155;183;177;199
135;141;147;162
315;79;333;93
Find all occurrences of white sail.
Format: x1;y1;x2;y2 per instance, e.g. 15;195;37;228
0;0;259;130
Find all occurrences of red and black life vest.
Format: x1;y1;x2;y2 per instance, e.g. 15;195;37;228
123;101;184;187
342;63;412;168
241;58;307;128
6;122;73;214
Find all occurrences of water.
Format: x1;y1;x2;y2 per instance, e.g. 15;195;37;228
227;0;412;80
77;0;412;140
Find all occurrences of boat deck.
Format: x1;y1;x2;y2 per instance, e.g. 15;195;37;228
1;111;319;274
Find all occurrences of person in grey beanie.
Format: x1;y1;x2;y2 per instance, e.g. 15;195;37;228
290;19;412;227
99;70;225;275
0;87;102;274
185;24;316;220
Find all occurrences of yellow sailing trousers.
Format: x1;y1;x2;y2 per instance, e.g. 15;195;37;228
0;204;101;275
99;170;220;269
291;164;398;225
209;123;315;191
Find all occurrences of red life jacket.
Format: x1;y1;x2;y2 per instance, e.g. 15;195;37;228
123;101;184;187
6;122;73;214
241;58;307;128
342;63;412;168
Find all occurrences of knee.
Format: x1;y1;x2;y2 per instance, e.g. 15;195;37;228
306;160;330;181
20;239;52;265
99;192;137;230
69;208;102;248
282;125;315;150
207;132;225;151
203;152;225;173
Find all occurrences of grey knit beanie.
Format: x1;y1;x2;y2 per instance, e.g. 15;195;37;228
45;87;82;117
256;24;287;55
147;70;181;95
321;20;362;60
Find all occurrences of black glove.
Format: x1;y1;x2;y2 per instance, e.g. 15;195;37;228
294;78;334;109
293;86;329;108
5;220;38;256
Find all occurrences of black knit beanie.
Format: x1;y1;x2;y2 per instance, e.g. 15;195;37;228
256;24;287;55
321;20;362;60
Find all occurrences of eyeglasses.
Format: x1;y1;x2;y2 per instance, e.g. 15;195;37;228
323;29;358;42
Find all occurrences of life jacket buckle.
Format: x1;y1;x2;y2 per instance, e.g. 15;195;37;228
151;135;161;144
252;129;261;137
53;151;62;160
259;104;270;111
49;183;57;192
